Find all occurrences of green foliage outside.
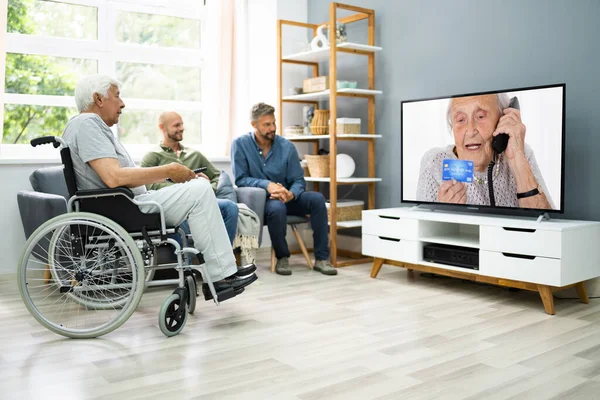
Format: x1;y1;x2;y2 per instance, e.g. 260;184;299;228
3;0;202;145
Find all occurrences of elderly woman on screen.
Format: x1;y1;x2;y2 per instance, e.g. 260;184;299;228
415;93;554;209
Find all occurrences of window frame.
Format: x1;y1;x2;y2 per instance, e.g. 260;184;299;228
1;0;213;160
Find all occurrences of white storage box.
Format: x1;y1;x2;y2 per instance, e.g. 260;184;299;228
336;118;361;134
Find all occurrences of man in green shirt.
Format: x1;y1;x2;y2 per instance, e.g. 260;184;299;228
141;111;238;243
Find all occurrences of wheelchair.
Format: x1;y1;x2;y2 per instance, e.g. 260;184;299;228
18;136;238;338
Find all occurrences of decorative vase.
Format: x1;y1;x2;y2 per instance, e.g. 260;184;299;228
310;109;330;135
310;25;329;50
302;105;315;135
336;154;356;178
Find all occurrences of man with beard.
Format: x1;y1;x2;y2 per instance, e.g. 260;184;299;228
141;111;239;244
231;103;337;276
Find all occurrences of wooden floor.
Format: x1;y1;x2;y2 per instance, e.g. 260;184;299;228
2;249;600;399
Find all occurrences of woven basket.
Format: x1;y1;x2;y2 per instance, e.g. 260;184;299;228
326;200;364;222
305;155;330;177
310;110;330;135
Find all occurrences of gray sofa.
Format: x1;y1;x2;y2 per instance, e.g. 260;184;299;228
18;166;267;250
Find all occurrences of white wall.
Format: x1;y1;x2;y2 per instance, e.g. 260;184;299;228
276;0;311;158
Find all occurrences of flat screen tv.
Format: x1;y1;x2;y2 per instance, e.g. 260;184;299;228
401;83;565;214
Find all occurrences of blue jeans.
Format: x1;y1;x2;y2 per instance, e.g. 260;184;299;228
265;191;329;261
173;198;238;246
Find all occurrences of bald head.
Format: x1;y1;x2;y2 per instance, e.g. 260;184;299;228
159;111;184;145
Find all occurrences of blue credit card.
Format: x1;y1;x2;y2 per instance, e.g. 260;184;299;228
442;159;474;183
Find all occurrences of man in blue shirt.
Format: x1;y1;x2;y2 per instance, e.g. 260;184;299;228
231;103;337;276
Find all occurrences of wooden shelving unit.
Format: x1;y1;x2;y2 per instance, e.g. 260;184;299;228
277;2;380;267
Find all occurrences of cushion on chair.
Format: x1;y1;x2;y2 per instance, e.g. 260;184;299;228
216;170;237;203
287;215;309;225
29;166;69;199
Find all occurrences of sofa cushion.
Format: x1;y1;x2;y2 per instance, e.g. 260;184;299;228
216;170;237;203
29;166;69;199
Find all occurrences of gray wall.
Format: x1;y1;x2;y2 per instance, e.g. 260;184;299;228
308;0;600;221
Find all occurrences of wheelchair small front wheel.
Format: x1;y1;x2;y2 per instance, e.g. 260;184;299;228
185;275;197;314
159;293;188;337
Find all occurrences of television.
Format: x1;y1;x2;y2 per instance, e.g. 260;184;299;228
401;83;566;214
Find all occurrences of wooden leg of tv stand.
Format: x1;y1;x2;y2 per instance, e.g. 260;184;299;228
370;258;385;278
537;285;555;315
575;281;590;304
370;261;591;315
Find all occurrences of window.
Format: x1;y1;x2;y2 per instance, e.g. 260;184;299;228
2;0;212;158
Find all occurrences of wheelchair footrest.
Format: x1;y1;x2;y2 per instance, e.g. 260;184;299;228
202;285;244;302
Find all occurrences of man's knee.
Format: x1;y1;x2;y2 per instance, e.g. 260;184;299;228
218;199;239;218
184;178;213;198
304;191;326;209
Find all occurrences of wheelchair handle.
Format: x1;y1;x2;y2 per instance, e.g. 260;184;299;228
30;136;64;148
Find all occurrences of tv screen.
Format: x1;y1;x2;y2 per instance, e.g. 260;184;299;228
401;83;565;213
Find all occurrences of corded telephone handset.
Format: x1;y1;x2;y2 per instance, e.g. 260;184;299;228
488;96;519;206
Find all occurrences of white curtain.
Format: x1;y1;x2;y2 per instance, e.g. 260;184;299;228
204;0;250;157
204;0;278;157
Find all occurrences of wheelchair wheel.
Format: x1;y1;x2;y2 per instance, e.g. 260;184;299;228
18;212;145;339
48;226;135;310
158;293;188;337
185;275;197;314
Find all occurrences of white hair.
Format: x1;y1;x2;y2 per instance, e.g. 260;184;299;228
446;93;511;131
74;74;122;112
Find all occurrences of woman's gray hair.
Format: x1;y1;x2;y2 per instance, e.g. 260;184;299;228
446;93;511;131
74;74;122;112
250;102;275;122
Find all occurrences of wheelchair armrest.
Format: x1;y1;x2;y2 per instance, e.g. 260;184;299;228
17;189;68;239
75;187;134;199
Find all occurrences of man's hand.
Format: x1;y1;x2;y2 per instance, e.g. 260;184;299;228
268;182;294;203
267;182;285;195
168;163;196;183
196;172;210;181
438;179;467;204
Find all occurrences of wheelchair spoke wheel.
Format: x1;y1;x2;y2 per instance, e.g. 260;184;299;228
159;293;188;337
18;212;145;339
185;275;197;314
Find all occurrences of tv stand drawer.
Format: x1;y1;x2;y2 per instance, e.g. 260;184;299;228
480;225;561;258
362;235;420;263
479;250;561;286
362;213;419;240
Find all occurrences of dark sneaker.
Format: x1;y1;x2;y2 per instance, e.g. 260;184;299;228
314;260;337;275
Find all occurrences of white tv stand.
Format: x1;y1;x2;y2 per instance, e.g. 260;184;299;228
362;207;600;314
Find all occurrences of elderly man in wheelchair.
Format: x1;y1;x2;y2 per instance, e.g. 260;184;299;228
18;74;258;338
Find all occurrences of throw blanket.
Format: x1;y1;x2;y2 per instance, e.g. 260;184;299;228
233;203;260;265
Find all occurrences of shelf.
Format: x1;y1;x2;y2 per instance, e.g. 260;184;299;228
418;260;482;276
284;134;382;141
420;232;480;248
305;177;382;184
329;220;363;229
283;88;382;102
282;42;382;63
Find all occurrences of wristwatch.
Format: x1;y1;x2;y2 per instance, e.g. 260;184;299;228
517;185;542;199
